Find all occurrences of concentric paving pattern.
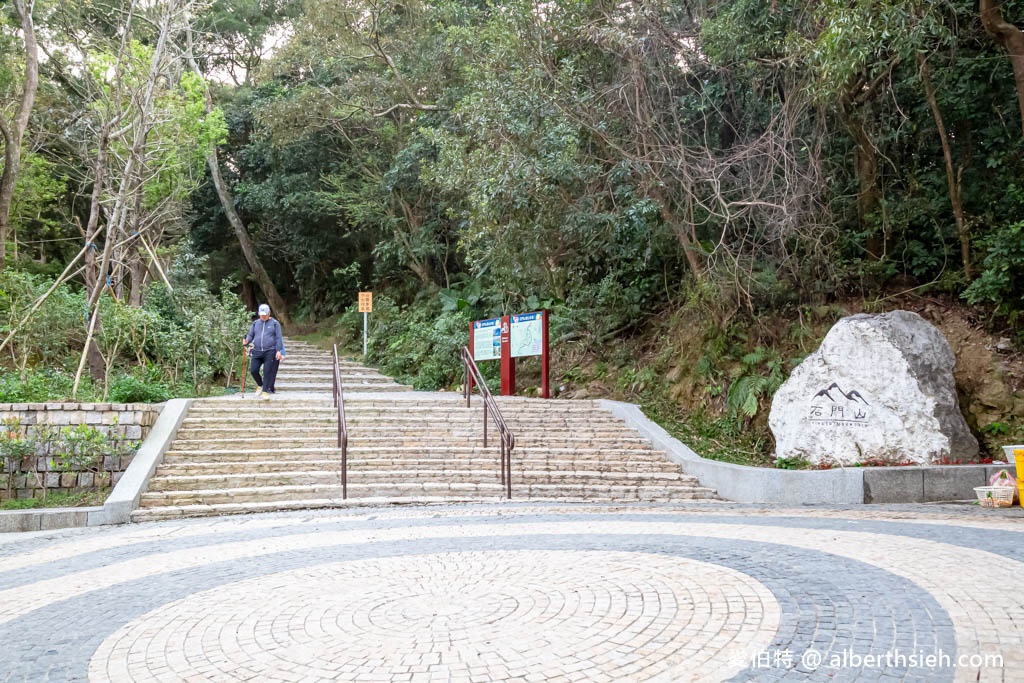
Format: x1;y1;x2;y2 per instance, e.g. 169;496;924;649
1;502;1023;682
88;551;779;682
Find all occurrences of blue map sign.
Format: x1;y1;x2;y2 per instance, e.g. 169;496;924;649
472;318;501;361
510;312;543;358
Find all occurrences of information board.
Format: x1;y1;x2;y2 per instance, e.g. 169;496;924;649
510;312;544;358
472;318;501;361
358;292;373;313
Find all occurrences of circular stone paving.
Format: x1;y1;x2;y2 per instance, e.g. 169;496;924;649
90;552;777;682
0;502;1022;682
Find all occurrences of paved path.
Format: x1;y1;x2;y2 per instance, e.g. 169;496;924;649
1;502;1022;682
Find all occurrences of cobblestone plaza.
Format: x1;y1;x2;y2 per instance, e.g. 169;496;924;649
1;503;1021;682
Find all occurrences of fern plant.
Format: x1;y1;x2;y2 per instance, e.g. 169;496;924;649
726;347;787;427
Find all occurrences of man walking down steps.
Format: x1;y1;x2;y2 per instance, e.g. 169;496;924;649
243;303;286;400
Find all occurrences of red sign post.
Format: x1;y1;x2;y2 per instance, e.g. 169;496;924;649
470;310;549;398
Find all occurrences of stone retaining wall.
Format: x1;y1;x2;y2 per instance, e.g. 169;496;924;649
602;399;1019;504
0;403;161;502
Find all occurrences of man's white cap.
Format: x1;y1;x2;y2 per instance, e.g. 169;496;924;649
258;304;270;315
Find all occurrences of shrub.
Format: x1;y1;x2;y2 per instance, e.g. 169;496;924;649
338;295;484;391
108;373;173;403
964;218;1024;331
0;368;82;402
52;424;109;477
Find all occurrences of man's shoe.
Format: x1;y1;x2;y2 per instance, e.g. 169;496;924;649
259;391;270;400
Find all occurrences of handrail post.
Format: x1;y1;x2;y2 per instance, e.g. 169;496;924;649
333;344;348;500
501;441;507;497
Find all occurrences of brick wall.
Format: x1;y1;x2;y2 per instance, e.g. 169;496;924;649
0;403;161;502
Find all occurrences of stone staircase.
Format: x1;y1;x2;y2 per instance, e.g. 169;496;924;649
271;339;410;393
131;343;717;521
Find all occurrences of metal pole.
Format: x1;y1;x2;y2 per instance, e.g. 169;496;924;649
363;311;368;355
499;441;506;487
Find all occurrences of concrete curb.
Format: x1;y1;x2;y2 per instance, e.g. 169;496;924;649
88;398;192;526
0;399;192;533
600;400;1017;505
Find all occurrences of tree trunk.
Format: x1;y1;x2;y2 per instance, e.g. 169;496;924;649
919;55;972;280
980;0;1024;137
129;243;147;307
241;277;257;312
0;0;39;272
840;97;882;259
84;129;111;295
182;22;290;324
649;186;703;279
206;150;290;325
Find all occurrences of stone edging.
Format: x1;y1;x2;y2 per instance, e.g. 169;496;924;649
600;400;1018;504
0;399;192;533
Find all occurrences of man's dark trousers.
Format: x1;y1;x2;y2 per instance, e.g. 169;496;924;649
249;350;279;392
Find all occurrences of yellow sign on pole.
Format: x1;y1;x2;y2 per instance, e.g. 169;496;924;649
358;292;373;313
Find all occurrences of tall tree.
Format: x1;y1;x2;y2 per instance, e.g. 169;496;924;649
0;0;39;271
185;6;291;323
980;0;1024;136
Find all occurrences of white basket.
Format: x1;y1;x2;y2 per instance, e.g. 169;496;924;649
974;486;1015;508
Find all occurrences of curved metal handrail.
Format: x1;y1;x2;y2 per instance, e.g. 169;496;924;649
332;344;349;499
460;346;515;498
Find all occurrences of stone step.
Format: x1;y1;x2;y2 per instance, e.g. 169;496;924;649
139;482;501;506
273;378;390;386
147;469;700;492
174;425;646;443
276;378;394;384
186;405;500;416
272;414;628;426
138;481;716;508
130;496;497;522
157;459;687;475
167;435;655;450
161;446;667;462
280;365;369;372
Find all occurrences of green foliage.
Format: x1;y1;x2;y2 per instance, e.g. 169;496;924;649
143;71;228;207
774;456;814;470
1;489;111;510
963;217;1024;330
107;371;173;403
725;347;786;427
52;424;109;475
49;422;138;479
0;271;84;372
0;368;81;402
347;294;476;391
0;249;248;401
981;421;1011;437
0;418;35;464
6;152;68;247
142;249;251;393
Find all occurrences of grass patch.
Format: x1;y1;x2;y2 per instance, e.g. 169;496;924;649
640;397;775;468
0;488;110;510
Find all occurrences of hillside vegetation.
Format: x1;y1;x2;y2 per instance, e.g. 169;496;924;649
1;0;1023;462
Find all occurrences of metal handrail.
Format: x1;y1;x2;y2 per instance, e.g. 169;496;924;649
460;346;515;498
332;344;349;499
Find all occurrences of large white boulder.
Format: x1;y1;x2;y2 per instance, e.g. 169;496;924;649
768;311;978;466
